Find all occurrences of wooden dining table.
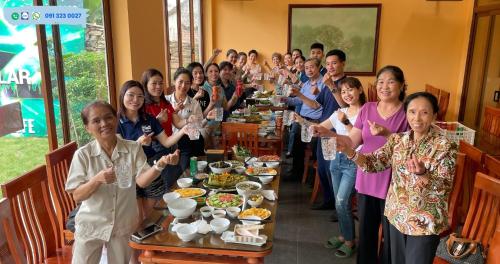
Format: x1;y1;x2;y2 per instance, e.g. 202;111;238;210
474;130;500;159
129;167;281;264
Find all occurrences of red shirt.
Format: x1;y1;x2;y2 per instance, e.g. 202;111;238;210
145;100;174;136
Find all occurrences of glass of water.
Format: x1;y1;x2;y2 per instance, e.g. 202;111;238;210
186;123;200;140
113;162;132;188
215;107;223;121
301;122;313;142
321;137;337;160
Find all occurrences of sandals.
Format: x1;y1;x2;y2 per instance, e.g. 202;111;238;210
324;236;343;249
335;243;356;258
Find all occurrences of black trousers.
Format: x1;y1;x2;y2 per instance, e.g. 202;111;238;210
389;224;440;264
357;193;391;264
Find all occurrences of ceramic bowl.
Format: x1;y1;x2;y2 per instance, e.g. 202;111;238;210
177;178;193;188
176;224;197;242
234;166;246;174
258;132;267;137
168;198;197;219
163;192;181;204
247;194;264;207
236;181;262;197
212;209;227;219
258;175;274;185
210;218;230;234
265;161;280;168
197;161;208;172
209;161;232;174
253;161;264;167
200;206;214;218
226;207;241;218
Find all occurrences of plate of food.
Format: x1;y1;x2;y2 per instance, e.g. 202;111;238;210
245;167;277;176
238;207;271;220
203;172;248;191
257;155;280;162
206;193;243;209
226;160;245;167
174;188;207;198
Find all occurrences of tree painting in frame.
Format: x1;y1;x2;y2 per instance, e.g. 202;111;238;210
288;4;381;75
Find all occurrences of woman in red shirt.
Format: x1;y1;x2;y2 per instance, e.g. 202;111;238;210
141;69;175;136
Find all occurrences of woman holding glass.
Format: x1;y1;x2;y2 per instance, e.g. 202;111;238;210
65;101;179;263
116;80;186;220
313;92;457;264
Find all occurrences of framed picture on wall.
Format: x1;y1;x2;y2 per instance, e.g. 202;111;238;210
288;4;381;75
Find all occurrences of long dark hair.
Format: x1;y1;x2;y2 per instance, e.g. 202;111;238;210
141;68;169;105
118;80;147;121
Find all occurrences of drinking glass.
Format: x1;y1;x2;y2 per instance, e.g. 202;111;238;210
321;137;337;160
114;162;132;188
186;123;200;140
301;122;313;142
215;107;223;121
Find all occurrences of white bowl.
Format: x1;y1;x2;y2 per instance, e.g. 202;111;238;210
226;207;241;218
234;166;246;174
210;218;230;234
177;178;193;188
258;132;267;137
212;209;227;219
209;161;232;174
253;161;264;167
247;194;264;207
176;224;197;242
236;181;262;197
265;161;279;168
197;161;208;172
258;175;274;185
200;206;214;218
163;192;181;204
168;198;197;219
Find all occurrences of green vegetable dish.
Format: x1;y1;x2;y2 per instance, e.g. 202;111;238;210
206;193;243;208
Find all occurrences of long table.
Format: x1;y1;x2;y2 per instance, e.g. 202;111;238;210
129;168;281;264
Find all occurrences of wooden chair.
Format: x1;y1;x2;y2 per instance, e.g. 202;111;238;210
442;152;466;236
221;122;259;156
1;165;72;264
45;141;78;247
482;106;500;137
0;198;25;264
309;161;321;204
366;83;377;102
487;220;500;264
484;155;500;179
458;141;486;223
425;84;450;121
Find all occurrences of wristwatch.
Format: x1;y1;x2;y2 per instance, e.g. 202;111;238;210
153;160;165;172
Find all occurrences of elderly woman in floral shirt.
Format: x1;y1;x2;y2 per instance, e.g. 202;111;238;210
313;92;457;264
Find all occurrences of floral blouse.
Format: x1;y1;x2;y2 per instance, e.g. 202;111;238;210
359;126;457;235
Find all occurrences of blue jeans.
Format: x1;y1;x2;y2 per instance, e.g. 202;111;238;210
287;122;300;153
329;152;357;241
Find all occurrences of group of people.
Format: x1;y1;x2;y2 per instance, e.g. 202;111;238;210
64;42;457;264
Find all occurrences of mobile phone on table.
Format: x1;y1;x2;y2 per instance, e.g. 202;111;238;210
131;223;162;241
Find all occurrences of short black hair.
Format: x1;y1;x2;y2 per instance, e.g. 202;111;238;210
219;61;233;70
186;62;204;74
292;48;303;56
310;42;324;51
294;55;306;63
238;52;247;58
248;49;258;57
404;92;439;114
173;67;193;82
325;49;346;62
376;65;406;101
226;49;237;57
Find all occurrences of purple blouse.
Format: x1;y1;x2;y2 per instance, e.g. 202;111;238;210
353;102;409;199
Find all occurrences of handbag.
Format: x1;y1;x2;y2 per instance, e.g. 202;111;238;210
435;233;484;264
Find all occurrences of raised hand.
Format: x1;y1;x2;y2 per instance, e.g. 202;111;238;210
368;120;390;137
137;132;153;146
156;108;169;123
406;154;427;175
213;48;222;57
292;112;304;123
193;88;205;100
310;124;333;137
174;101;185;113
206;109;216;120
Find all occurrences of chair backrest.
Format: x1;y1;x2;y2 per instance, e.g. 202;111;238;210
425;84;449;121
484;155;500;179
221;122;259;156
45;141;77;247
0;198;25;264
461;172;500;251
1;165;59;264
487;220;500;264
482;106;500;137
446;152;466;234
366;82;377;102
458;141;486;223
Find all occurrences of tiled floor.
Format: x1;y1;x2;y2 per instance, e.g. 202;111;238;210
265;158;356;264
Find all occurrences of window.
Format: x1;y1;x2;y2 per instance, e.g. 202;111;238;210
163;0;203;86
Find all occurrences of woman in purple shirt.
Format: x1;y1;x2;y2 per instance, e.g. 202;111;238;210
348;66;409;264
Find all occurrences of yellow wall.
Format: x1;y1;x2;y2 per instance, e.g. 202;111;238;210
203;0;474;120
110;0;166;95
